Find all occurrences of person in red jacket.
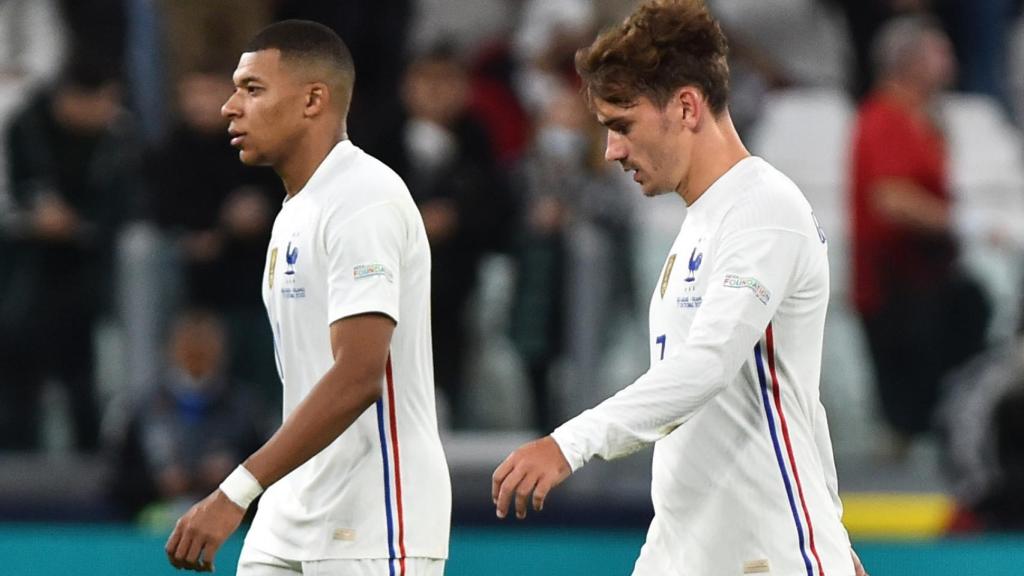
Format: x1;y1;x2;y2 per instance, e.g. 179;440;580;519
851;14;989;458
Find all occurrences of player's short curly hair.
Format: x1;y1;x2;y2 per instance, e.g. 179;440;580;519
575;0;730;114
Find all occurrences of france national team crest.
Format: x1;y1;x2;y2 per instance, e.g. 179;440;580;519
685;246;703;282
278;240;306;299
285;242;299;275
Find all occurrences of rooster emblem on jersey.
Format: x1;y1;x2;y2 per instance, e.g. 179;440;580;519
285;242;299;275
685;246;703;282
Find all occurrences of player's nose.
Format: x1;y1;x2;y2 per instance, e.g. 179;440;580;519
221;92;241;119
605;130;626;162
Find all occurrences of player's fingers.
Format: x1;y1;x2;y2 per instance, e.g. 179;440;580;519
165;523;184;566
491;456;515;504
172;528;193;569
185;533;206;569
532;475;553;512
514;473;538;519
495;465;527;519
200;540;222;573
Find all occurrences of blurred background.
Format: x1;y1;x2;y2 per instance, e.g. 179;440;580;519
2;0;1024;574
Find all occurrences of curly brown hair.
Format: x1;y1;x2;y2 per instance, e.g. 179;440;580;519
575;0;730;114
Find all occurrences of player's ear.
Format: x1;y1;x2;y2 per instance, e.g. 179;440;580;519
675;86;703;130
304;83;329;118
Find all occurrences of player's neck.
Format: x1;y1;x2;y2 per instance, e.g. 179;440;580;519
678;112;749;206
277;127;347;198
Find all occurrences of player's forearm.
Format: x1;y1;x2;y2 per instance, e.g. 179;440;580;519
553;328;751;470
241;363;383;489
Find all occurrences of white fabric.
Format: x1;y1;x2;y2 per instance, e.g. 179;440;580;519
220;465;264;510
247;140;451;561
552;157;854;576
237;543;446;576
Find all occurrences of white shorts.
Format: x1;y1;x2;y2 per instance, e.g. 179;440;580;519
237;544;446;576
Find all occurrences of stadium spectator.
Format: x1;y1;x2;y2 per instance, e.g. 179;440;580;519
494;1;866;574
0;56;137;452
110;309;271;521
398;45;513;428
508;91;575;432
850;15;990;459
510;86;639;431
512;0;595;117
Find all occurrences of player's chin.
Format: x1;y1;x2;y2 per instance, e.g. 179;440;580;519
640;183;673;198
237;149;267;166
638;181;661;197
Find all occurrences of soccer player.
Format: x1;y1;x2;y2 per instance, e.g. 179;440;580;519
491;2;867;575
165;21;451;574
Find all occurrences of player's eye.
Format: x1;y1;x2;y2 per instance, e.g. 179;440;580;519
246;85;263;95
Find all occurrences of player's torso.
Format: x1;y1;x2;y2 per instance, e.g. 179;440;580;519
639;161;848;576
648;208;718;365
263;195;333;409
253;144;451;562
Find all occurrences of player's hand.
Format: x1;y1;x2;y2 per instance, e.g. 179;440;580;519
492;436;571;520
851;547;868;576
165;489;245;572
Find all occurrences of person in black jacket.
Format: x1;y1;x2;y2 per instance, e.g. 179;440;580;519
0;57;137;452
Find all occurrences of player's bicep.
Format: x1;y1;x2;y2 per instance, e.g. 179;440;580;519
329;313;395;368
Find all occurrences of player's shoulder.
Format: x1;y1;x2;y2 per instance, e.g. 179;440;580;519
314;141;413;212
722;157;813;233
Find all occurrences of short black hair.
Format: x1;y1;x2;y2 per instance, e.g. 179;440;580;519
245;19;355;83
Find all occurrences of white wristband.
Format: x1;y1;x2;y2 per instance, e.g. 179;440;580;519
219;465;264;510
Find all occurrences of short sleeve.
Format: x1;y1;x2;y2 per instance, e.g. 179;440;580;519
324;201;405;326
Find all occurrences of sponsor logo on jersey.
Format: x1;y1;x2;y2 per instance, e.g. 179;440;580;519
723;274;771;305
354;263;394;283
685;246;703;282
660;254;677;299
268;247;278;289
285;242;299;275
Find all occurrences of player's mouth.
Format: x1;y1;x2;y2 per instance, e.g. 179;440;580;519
229;130;247;148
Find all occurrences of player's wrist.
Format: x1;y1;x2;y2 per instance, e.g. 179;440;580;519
218;465;264;510
548;431;585;473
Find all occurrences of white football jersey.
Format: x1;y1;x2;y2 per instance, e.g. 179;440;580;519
552;157;854;576
246;140;451;564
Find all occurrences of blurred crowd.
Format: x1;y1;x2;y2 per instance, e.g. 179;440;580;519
1;0;1024;530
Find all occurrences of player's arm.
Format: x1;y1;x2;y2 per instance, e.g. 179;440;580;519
165;314;393;571
493;221;811;519
240;313;392;485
